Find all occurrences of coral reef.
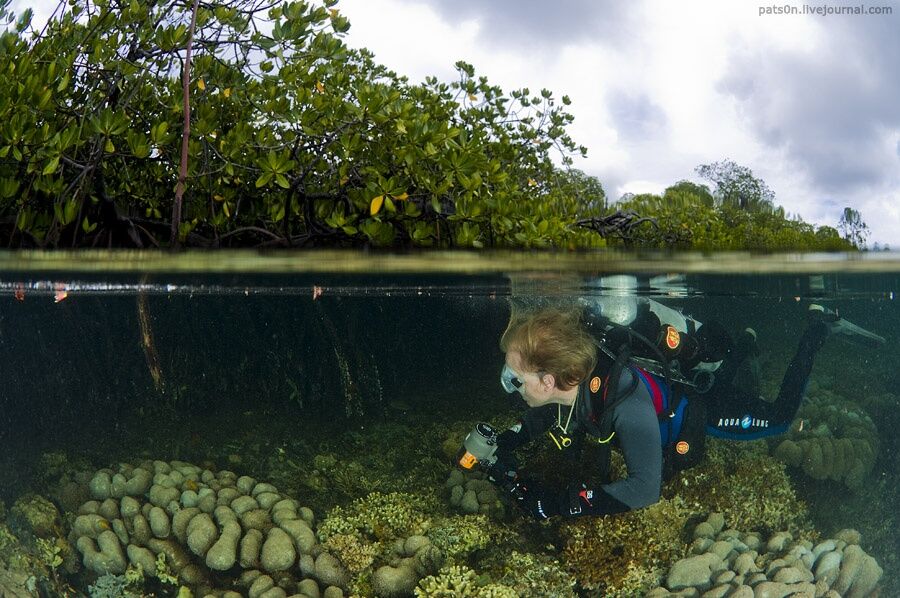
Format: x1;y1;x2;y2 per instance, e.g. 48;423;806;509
648;514;883;597
667;439;813;536
314;491;457;596
0;494;76;596
425;514;512;565
771;392;879;490
321;532;380;574
265;418;454;518
560;495;693;594
8;495;63;549
0;521;42;598
69;460;348;598
87;572;144;598
494;551;577;598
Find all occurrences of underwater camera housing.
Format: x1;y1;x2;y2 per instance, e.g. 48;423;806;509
457;422;500;470
457;423;521;494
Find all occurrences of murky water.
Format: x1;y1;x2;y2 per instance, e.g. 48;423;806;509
0;252;897;597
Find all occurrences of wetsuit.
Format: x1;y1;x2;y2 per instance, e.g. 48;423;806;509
497;320;831;518
703;321;830;439
498;365;662;517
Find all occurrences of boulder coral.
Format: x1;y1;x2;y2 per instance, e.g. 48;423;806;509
648;514;883;597
772;394;879;490
443;469;505;520
69;460;348;597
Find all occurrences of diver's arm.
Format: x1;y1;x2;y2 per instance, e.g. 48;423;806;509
599;392;663;509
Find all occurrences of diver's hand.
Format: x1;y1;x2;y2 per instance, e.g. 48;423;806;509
509;479;559;521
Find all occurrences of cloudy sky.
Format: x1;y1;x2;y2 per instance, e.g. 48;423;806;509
13;0;900;245
335;0;899;246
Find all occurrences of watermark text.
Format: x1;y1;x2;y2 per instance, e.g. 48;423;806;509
759;4;893;16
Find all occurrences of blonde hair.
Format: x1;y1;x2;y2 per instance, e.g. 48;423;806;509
500;308;597;391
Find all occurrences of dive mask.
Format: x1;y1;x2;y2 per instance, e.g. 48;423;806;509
500;364;524;394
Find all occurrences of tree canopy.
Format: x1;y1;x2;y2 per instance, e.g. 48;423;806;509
0;0;862;251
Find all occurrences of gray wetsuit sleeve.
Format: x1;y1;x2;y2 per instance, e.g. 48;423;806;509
600;371;662;509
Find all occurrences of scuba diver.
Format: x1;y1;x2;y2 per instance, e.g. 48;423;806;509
458;298;885;521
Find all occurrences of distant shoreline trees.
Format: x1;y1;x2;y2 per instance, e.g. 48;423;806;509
0;1;862;250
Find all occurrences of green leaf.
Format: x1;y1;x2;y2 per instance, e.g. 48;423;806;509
62;199;78;225
275;174;290;189
255;173;273;188
42;156;59;175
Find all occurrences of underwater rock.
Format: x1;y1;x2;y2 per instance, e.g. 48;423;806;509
206;520;242;570
126;544;157;577
413;544;445;577
187;512;218;557
248;573;275;597
753;580;815;597
0;566;39;598
403;534;430;555
296;578;320;598
833;528;861;546
240;528;264;568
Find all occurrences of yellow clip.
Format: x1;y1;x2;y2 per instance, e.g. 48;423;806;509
547;430;573;450
595;431;616;444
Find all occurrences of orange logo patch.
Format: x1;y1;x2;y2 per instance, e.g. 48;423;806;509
665;326;681;350
675;440;690;455
589;376;601;393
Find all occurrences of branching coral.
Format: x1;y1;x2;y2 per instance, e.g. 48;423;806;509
317;491;438;544
425;514;512;564
496;551;577;598
416;564;517;598
322;532;380;574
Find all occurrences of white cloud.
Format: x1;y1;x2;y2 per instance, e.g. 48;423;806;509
339;0;899;245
